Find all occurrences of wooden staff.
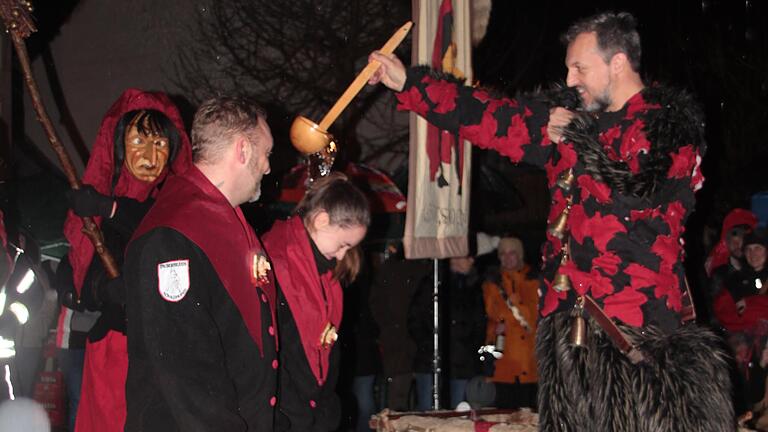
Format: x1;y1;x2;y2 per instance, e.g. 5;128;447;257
0;0;119;278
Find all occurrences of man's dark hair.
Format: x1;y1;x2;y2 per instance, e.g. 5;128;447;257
562;11;642;72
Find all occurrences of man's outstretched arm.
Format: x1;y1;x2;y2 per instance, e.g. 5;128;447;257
368;51;556;169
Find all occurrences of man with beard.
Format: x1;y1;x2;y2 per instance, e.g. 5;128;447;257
706;209;758;325
368;11;733;431
123;97;277;431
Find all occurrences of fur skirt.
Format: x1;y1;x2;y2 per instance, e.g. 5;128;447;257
536;313;735;431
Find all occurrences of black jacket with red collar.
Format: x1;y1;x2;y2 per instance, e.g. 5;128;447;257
124;166;278;431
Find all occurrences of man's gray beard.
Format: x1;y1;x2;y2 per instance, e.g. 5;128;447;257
581;80;612;112
584;98;610;113
583;91;611;113
248;185;262;203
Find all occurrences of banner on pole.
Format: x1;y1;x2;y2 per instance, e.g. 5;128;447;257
404;0;472;259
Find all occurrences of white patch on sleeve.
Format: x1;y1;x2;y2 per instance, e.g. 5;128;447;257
157;259;190;302
692;154;704;192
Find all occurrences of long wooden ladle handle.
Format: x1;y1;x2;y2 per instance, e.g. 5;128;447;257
318;21;412;131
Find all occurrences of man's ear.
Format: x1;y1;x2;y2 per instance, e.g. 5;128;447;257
235;135;249;165
311;210;330;231
610;52;627;74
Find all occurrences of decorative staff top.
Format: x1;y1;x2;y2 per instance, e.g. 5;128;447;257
0;0;120;279
0;0;35;39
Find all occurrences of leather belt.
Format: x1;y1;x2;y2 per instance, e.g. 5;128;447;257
679;277;697;323
581;295;646;364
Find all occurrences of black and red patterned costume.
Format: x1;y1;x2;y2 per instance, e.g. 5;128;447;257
396;67;733;431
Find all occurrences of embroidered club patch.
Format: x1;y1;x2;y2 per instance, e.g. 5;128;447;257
157;259;190;302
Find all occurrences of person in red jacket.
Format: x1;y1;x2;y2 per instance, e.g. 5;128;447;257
264;173;369;432
717;229;768;422
368;11;731;431
705;208;758;326
705;208;758;277
61;89;192;432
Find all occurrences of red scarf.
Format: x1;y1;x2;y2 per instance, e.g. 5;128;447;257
263;216;342;385
132;165;275;353
63;88;193;294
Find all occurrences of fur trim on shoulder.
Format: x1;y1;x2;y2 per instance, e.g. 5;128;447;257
561;84;705;199
528;83;582;111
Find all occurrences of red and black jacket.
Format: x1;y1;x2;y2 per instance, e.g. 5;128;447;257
397;67;705;332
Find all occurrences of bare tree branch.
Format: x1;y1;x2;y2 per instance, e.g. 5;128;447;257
172;0;411;170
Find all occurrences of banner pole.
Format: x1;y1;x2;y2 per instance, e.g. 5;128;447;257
432;257;441;410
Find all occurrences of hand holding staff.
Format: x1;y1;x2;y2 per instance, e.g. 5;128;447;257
0;0;119;278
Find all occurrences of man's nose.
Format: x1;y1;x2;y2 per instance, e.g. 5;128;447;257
566;70;577;88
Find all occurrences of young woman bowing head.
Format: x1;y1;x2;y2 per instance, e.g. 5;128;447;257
264;172;370;432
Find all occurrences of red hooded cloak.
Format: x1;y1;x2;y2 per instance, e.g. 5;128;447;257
69;89;191;432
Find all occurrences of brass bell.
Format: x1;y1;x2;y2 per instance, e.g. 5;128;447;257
552;248;571;292
556;169;575;190
569;314;587;347
547;202;572;239
552;272;571;292
569;297;587;347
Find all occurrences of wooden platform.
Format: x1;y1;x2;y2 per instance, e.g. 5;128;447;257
369;408;760;431
369;408;538;432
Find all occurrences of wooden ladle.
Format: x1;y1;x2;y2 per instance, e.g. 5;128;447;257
289;21;413;154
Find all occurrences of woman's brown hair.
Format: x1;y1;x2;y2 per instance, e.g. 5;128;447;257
334;245;362;285
294;172;371;283
294;172;371;228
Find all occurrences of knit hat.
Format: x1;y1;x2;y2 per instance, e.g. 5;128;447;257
743;228;768;249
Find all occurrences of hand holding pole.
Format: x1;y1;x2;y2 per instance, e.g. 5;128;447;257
0;0;119;278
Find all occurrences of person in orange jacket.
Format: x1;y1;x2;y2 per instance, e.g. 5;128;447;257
482;236;538;409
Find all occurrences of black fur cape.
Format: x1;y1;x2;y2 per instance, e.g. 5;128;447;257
540;84;706;199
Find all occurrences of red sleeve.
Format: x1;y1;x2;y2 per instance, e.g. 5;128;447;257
396;66;553;168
